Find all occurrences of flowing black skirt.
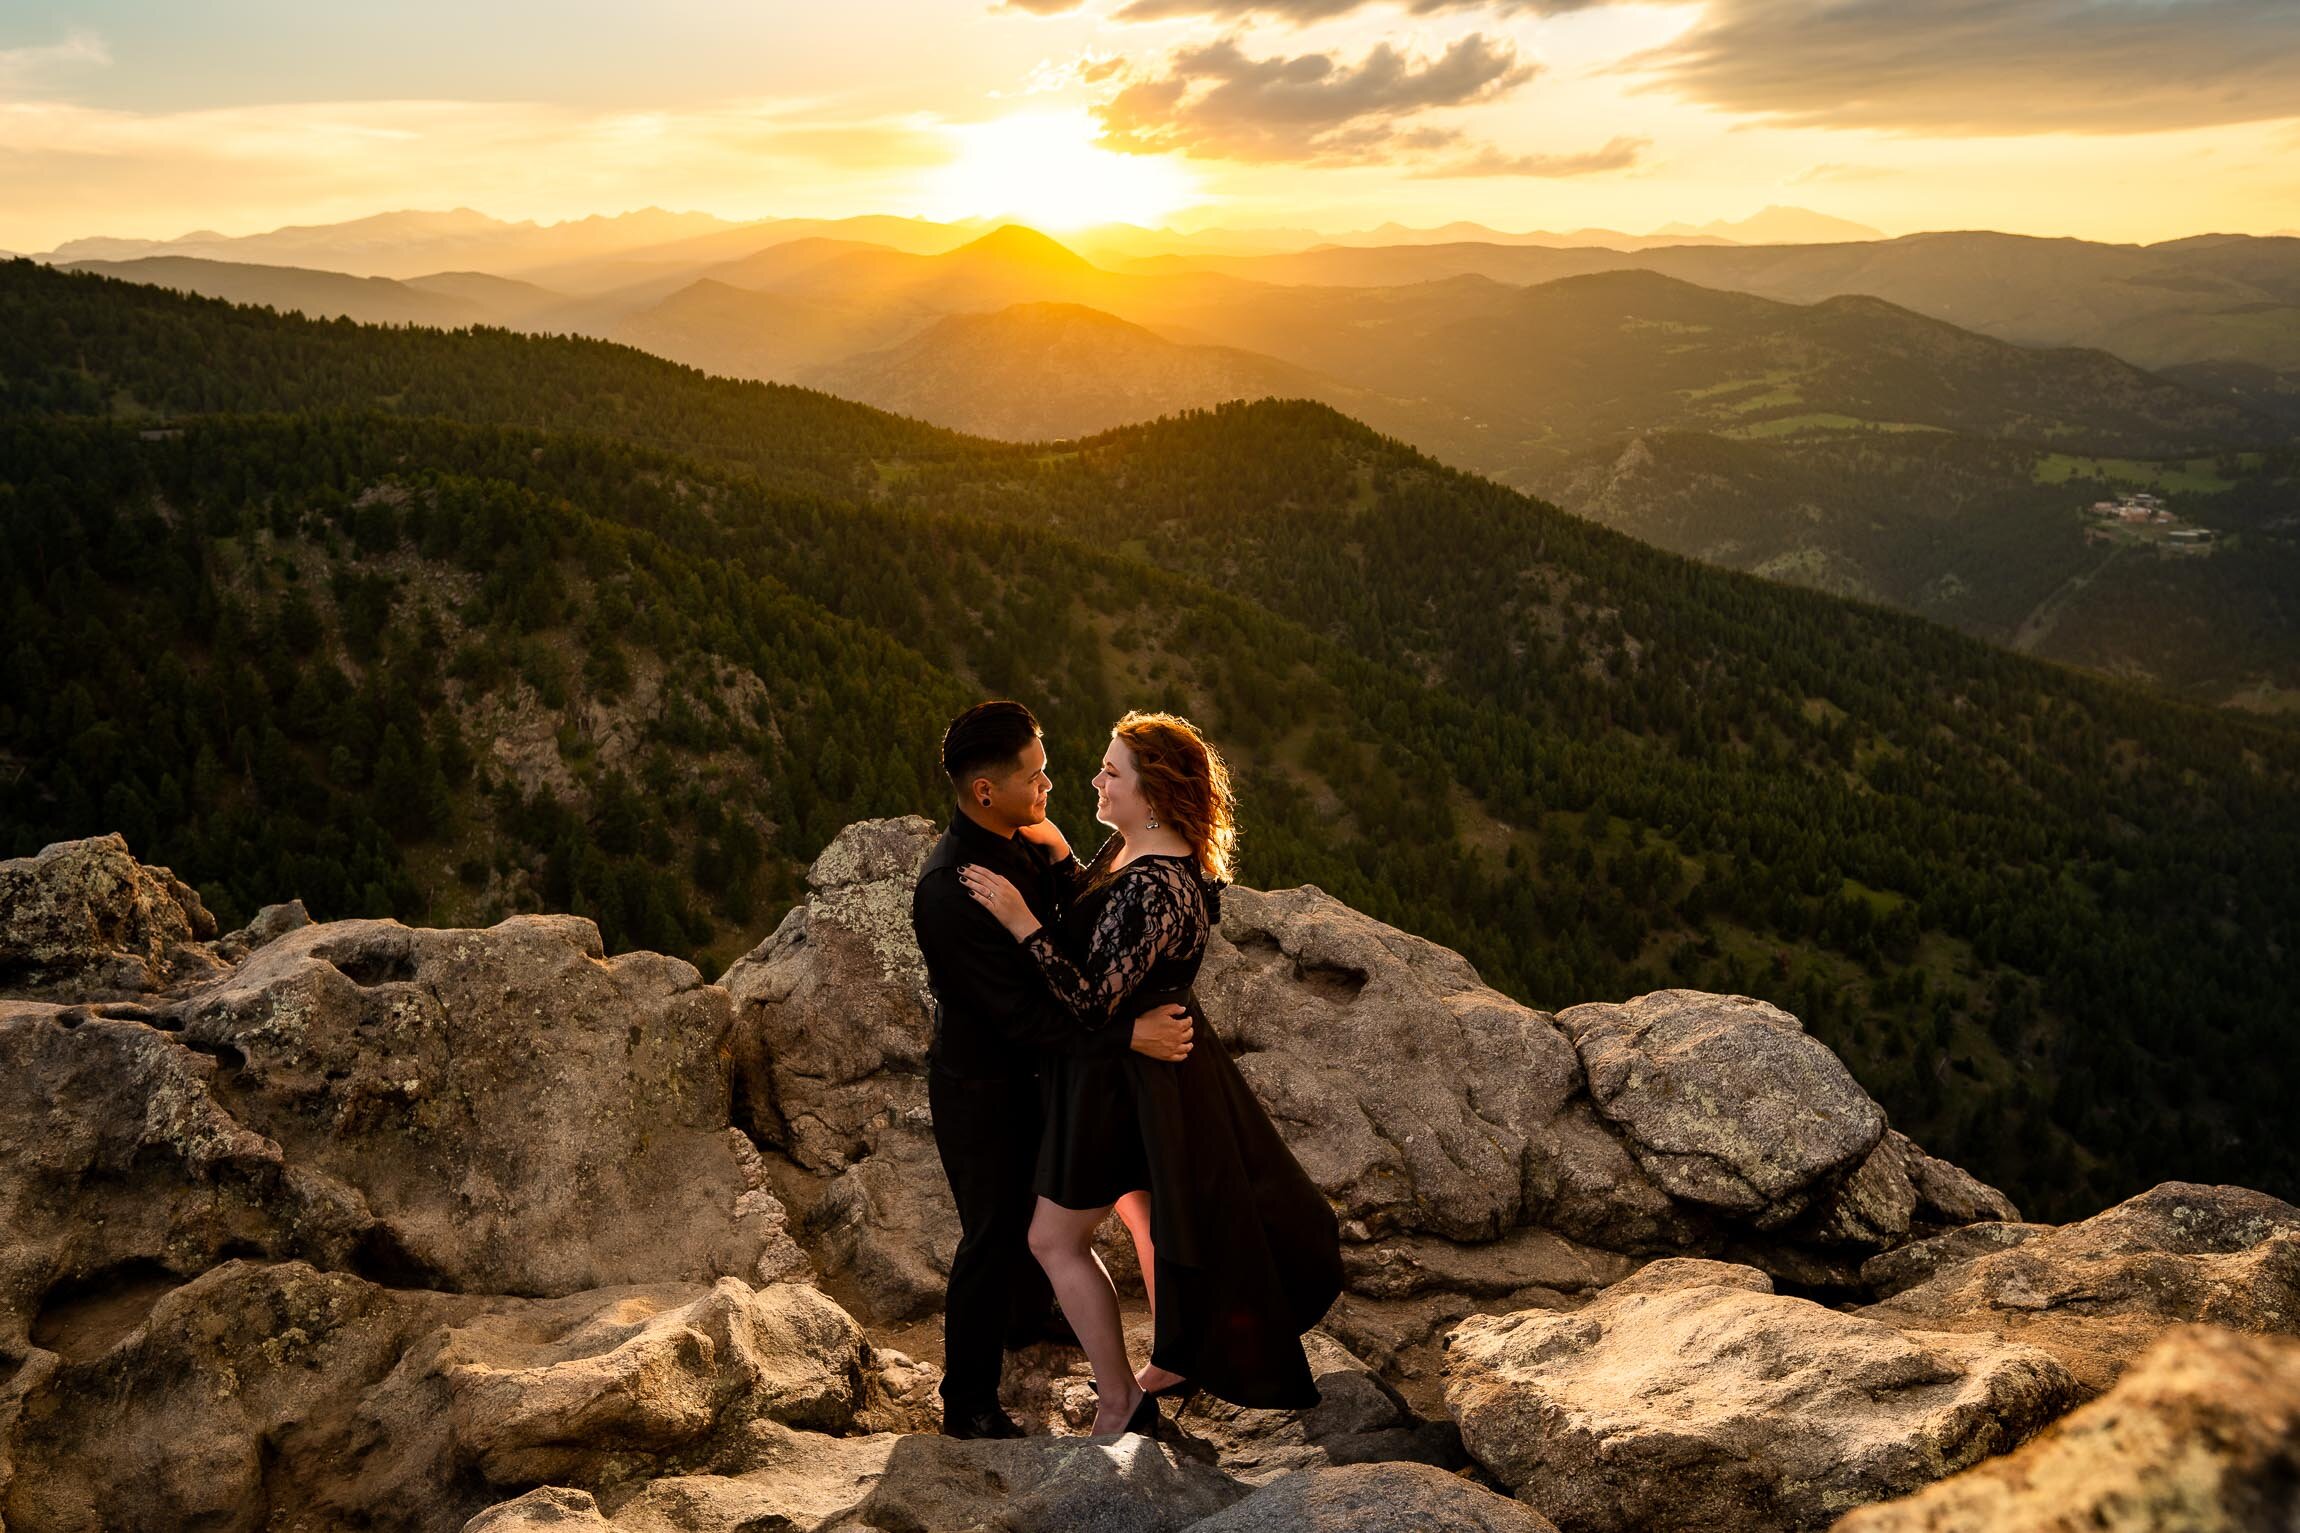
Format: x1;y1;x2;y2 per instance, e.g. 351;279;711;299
1036;987;1343;1410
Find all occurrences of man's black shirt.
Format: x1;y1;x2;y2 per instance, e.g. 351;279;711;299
912;813;1127;1080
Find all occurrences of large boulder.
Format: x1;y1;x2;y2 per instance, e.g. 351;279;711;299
167;914;787;1298
1444;1258;2080;1533
0;834;227;1000
1555;991;1888;1233
0;1006;375;1360
1196;887;1690;1251
718;818;939;1174
3;1256;879;1533
1861;1181;2300;1396
1188;1463;1558;1533
411;1277;867;1490
2;1260;490;1533
1832;1324;2300;1532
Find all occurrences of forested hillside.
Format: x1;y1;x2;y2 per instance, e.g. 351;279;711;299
5;260;2298;1224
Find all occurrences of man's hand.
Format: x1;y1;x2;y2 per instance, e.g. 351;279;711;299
1130;1004;1193;1062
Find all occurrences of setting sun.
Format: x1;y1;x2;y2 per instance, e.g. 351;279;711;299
922;109;1198;230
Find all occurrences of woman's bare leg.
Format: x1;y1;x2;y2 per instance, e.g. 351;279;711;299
1028;1197;1142;1434
1116;1190;1157;1313
1116;1189;1186;1394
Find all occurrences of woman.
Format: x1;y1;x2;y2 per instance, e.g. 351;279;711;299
959;711;1343;1438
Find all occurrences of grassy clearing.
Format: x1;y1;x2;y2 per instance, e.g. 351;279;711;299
2032;454;2242;493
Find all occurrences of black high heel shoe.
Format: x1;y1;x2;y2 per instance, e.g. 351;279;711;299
1119;1389;1163;1439
1141;1377;1199;1404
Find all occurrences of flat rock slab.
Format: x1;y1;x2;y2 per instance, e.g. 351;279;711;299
1164;1329;1464;1486
466;1424;1247;1532
1188;1462;1557;1532
1831;1324;2300;1532
1861;1181;2300;1396
1444;1258;2079;1533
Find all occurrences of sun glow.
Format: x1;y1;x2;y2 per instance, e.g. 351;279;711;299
923;110;1197;229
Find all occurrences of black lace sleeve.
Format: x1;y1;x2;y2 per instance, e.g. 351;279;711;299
1022;860;1197;1028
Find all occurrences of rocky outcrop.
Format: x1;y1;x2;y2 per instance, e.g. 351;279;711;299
723;822;2016;1320
463;1425;1248;1532
2;1260;874;1533
0;1006;374;1359
416;1276;868;1488
166;914;787;1299
1557;990;1895;1239
1163;1329;1463;1485
1188;1463;1558;1533
0;833;227;999
1444;1258;2080;1533
719;821;938;1175
1862;1181;2300;1396
1860;1221;2051;1300
1832;1325;2300;1532
14;828;2286;1533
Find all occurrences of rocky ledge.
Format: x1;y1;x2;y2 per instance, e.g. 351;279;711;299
2;824;2296;1532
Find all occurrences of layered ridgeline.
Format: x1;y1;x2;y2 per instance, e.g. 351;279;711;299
48;234;2300;703
4;259;2298;1224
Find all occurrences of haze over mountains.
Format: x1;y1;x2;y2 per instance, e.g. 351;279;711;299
23;207;2300;709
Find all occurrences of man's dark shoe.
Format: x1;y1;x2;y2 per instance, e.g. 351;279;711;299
943;1402;1027;1440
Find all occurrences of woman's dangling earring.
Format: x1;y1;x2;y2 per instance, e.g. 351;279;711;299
1146;818;1159;830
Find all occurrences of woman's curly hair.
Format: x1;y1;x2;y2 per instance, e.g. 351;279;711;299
1110;709;1237;885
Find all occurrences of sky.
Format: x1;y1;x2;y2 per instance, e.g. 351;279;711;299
4;0;2298;252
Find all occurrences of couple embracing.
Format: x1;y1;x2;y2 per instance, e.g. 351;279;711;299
910;701;1343;1441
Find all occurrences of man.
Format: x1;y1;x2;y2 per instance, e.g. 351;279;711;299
911;700;1194;1440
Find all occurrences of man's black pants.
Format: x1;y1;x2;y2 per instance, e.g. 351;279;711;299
929;1066;1056;1410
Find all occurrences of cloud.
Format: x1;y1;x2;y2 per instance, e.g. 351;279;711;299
1109;0;1606;23
1094;32;1535;163
1416;133;1647;177
996;0;1088;15
0;29;110;87
1634;0;2300;136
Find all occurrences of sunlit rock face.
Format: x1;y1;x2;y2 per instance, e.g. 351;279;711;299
1832;1325;2300;1533
1444;1259;2080;1533
0;833;227;1000
1858;1180;2300;1396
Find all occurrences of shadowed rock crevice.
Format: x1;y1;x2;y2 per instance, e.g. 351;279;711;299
28;1260;186;1363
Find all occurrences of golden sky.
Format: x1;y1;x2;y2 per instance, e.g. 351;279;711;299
4;0;2298;252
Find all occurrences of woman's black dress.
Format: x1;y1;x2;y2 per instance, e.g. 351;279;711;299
1024;837;1343;1410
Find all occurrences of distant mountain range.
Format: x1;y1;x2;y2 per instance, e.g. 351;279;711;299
26;215;2300;707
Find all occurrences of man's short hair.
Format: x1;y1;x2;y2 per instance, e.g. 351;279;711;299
941;701;1041;792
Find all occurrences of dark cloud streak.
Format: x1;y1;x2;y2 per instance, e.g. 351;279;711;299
1095;33;1535;163
1110;0;1606;23
1638;0;2300;135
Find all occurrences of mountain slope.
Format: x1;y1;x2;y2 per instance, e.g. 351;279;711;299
800;301;1364;441
8;262;2299;1221
60;256;502;327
